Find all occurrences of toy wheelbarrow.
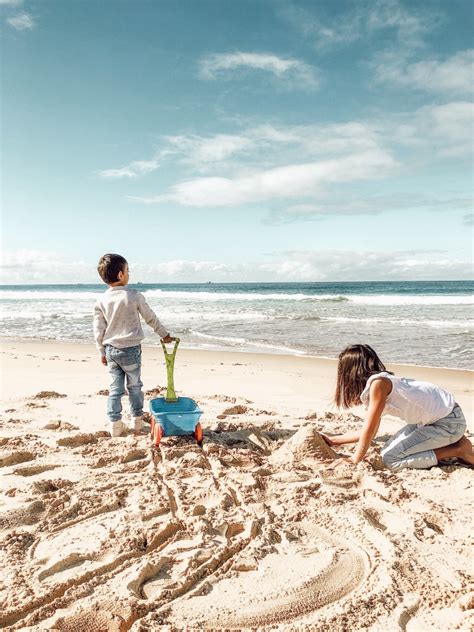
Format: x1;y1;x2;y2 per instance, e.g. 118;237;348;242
149;338;203;447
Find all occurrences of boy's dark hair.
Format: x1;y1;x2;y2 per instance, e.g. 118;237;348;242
334;344;392;409
97;253;127;284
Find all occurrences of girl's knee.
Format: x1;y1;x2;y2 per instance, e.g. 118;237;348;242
381;450;401;470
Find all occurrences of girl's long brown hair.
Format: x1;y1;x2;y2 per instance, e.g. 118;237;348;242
334;344;391;408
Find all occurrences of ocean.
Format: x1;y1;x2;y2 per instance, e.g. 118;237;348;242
0;281;472;370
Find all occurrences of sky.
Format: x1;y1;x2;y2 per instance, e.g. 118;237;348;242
1;0;473;284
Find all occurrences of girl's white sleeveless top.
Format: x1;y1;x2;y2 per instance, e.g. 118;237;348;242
360;371;455;425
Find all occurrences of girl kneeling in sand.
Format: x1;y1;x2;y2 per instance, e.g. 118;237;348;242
323;344;474;470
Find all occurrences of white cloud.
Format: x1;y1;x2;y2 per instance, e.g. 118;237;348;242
97;155;160;179
101;121;384;181
257;250;473;282
118;251;471;282
163;133;255;171
279;0;437;52
365;0;436;46
422;101;474;156
112;98;470;188
2;249;472;284
108;99;470;218
266;194;473;224
373;49;474;96
103;105;471;183
390;101;474;158
0;250;90;284
130;149;397;207
156;122;382;174
7;11;34;30
199;52;320;90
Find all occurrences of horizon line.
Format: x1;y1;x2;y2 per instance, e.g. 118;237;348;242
1;279;473;288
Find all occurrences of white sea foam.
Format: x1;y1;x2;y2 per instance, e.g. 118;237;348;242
1;288;472;305
0;291;102;300
1;284;472;369
190;331;248;345
156;310;269;322
0;307;270;323
323;317;473;329
189;330;305;355
143;290;347;302
347;294;473;306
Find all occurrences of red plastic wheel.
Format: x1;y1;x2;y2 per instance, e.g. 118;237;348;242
194;422;203;443
153;423;163;447
150;417;155;439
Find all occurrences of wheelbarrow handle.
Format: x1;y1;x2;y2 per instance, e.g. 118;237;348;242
160;337;180;359
161;338;180;402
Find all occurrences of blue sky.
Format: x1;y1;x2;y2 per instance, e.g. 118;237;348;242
1;0;473;283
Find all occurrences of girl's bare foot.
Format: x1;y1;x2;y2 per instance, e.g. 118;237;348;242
456;436;474;466
435;435;474;465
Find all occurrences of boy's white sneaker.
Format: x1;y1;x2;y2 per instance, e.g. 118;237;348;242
109;420;126;437
133;416;145;432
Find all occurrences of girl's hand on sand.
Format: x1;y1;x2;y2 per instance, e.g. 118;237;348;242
101;355;107;366
321;433;336;447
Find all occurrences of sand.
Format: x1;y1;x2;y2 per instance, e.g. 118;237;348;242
0;341;473;631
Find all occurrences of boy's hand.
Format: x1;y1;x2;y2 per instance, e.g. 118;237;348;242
161;334;174;344
101;355;107;366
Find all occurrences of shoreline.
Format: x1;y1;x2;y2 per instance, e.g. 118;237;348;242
1;336;473;374
1;339;473;420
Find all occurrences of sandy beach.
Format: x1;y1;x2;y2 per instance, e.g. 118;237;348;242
1;340;473;631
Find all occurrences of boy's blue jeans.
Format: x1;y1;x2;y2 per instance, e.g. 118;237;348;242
105;344;144;422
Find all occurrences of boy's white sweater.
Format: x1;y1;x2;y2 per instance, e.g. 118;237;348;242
93;286;168;354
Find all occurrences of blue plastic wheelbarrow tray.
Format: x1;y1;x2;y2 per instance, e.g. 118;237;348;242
149;338;203;446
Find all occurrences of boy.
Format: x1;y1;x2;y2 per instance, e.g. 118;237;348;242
93;253;173;437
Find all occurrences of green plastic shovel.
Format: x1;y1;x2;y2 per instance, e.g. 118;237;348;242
161;337;180;402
